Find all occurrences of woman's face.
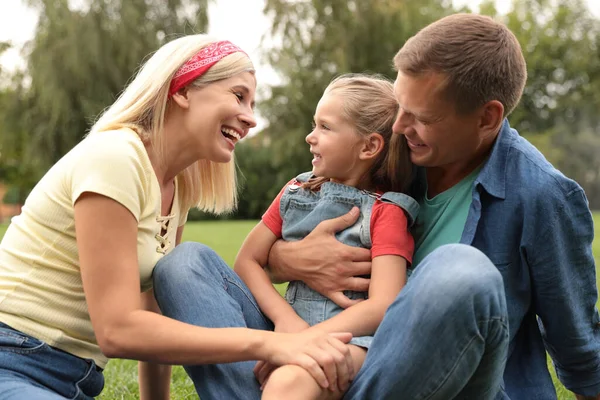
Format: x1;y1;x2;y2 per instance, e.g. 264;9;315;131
173;71;257;163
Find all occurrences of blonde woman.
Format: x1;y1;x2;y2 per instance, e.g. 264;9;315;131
0;35;353;400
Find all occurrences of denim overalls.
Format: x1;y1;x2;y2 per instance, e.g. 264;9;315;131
281;172;419;348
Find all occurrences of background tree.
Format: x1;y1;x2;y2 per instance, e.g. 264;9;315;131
0;0;210;201
249;0;456;211
481;0;600;207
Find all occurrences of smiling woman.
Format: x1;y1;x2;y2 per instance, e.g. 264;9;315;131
0;35;354;400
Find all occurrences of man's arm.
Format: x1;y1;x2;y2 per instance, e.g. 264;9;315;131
266;207;372;308
530;187;600;398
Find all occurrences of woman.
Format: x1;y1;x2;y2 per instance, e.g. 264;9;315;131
0;35;353;400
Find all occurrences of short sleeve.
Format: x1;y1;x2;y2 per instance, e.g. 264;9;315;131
370;201;414;263
261;180;296;238
70;131;150;222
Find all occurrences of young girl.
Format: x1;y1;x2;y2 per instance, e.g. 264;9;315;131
234;73;419;399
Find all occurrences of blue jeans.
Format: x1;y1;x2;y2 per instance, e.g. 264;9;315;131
0;323;104;399
153;242;509;400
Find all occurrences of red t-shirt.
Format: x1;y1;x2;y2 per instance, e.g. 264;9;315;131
262;182;414;263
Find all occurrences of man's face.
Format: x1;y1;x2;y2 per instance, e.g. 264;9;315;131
392;71;481;170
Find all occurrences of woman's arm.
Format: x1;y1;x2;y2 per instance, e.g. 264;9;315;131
234;222;307;331
75;193;352;388
308;255;407;336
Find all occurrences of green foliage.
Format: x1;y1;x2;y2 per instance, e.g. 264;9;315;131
482;0;600;134
248;0;600;216
257;0;455;201
0;0;210;198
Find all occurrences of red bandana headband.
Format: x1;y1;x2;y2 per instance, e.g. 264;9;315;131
169;40;247;96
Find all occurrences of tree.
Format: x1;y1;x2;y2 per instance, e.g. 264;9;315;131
0;0;211;198
244;0;455;217
480;0;600;134
259;0;456;190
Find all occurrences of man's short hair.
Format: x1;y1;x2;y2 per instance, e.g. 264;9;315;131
394;13;527;117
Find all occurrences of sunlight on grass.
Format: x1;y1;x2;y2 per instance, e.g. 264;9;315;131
0;212;598;399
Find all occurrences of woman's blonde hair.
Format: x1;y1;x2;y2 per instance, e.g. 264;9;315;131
305;73;415;194
91;34;254;214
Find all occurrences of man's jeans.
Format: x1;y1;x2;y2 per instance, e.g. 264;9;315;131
153;242;509;400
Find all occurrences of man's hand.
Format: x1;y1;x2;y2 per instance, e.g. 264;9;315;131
267;207;372;308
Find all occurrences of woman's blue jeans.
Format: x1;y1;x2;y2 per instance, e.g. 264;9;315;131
153;242;509;400
0;323;104;399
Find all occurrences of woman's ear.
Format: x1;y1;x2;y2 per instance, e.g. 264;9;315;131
359;133;385;161
170;88;191;110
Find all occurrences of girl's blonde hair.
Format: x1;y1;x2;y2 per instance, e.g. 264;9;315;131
91;34;254;214
306;73;415;193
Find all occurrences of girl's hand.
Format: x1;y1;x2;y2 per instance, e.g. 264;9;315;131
262;329;354;392
274;315;310;334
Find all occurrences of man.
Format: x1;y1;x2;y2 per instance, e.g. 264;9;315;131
266;13;600;400
154;13;600;400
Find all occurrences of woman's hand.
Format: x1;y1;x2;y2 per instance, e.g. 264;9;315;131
260;329;354;392
267;207;373;308
253;315;312;388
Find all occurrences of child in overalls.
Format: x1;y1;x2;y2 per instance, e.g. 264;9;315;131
234;73;419;400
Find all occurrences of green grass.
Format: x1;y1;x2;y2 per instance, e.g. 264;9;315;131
1;214;599;399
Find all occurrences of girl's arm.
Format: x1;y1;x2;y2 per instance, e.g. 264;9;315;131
75;192;353;390
138;225;183;400
234;222;307;331
309;254;407;337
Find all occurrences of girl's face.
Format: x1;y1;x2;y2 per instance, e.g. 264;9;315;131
173;71;257;163
305;92;366;186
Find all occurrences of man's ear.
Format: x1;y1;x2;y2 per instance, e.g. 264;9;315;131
478;100;504;140
170;88;191;110
359;133;385;161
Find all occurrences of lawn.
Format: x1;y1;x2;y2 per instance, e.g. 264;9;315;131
1;215;599;399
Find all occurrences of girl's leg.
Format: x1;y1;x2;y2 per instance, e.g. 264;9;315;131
262;345;366;400
152;242;273;400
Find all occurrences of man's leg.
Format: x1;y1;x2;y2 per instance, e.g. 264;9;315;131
344;244;508;400
153;242;272;400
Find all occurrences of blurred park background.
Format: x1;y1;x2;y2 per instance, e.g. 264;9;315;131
1;0;600;399
1;0;600;221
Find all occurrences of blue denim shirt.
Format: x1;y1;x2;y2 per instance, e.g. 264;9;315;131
464;120;600;399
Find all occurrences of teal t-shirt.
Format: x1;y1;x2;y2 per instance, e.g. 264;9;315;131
411;167;482;267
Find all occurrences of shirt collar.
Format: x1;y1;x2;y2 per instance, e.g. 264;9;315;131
475;119;515;200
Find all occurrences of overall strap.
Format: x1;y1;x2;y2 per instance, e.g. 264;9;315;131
294;171;314;184
379;192;420;227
